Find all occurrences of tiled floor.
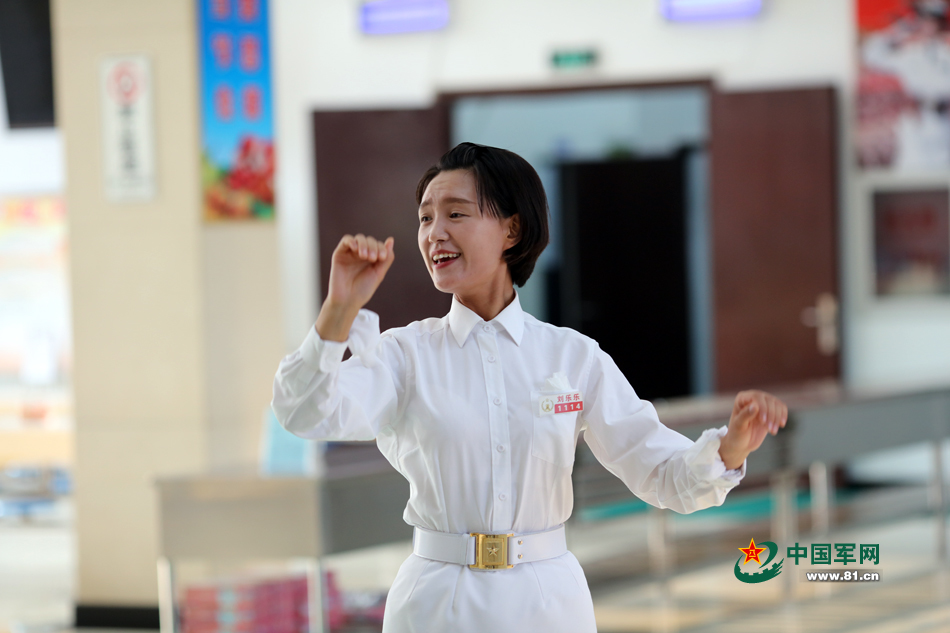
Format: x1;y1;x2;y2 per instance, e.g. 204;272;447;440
3;498;950;633
0;502;73;633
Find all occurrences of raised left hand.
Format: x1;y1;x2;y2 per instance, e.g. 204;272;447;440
718;390;788;470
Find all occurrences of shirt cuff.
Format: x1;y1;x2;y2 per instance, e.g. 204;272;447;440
347;310;382;367
684;425;746;487
299;309;381;372
300;324;348;373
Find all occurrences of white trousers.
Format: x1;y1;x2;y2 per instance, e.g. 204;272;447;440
381;551;597;633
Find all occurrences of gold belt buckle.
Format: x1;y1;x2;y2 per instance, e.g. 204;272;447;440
470;532;514;570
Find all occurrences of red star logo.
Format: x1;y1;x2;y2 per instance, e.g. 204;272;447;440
738;538;766;565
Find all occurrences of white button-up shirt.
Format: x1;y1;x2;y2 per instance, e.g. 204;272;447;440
272;292;743;536
272;291;744;633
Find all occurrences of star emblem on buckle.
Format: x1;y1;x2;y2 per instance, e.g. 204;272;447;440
470;533;514;570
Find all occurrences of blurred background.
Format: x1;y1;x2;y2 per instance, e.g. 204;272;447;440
1;0;950;632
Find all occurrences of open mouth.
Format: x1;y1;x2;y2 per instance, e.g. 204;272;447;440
432;252;460;269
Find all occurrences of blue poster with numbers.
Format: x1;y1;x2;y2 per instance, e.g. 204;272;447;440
197;0;274;221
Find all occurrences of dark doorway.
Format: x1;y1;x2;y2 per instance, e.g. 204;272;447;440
558;151;692;401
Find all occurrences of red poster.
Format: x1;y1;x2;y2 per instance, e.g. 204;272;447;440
856;0;950;169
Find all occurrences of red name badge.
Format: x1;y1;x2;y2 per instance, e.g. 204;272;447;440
539;391;584;416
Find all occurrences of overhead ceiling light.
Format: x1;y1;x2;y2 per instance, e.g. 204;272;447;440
360;0;450;35
660;0;762;22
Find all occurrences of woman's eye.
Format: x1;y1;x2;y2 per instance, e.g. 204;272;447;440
450;213;464;218
419;216;430;222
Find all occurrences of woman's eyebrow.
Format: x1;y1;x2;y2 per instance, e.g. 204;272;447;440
420;196;476;208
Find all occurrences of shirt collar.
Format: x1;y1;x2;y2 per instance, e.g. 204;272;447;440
448;290;525;348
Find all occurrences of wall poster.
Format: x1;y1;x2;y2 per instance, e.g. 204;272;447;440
873;187;950;296
100;56;156;201
197;0;275;221
857;0;950;170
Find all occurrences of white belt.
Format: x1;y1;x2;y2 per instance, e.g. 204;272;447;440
413;525;567;570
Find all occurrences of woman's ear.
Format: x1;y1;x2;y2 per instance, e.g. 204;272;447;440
506;214;522;247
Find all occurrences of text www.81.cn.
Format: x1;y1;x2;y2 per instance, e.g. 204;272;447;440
804;570;881;582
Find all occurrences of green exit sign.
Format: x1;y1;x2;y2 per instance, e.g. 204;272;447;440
551;49;598;69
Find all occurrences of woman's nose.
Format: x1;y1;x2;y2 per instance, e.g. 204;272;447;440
428;216;449;242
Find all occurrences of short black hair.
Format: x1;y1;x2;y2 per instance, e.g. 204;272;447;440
416;142;550;287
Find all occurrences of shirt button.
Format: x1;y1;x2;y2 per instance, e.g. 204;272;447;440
497;444;505;452
487;355;496;363
499;493;507;501
483;325;492;333
493;397;501;405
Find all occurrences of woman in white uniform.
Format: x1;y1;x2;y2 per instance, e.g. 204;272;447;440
272;143;788;632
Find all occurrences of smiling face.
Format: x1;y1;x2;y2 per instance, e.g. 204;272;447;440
417;169;519;299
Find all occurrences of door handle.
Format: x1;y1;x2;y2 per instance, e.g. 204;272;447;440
800;293;839;356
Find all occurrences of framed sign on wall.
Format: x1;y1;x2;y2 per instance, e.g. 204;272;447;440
100;56;156;201
873;187;950;297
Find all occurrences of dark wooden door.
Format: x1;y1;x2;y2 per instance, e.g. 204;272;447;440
560;154;691;401
710;87;839;391
313;108;451;331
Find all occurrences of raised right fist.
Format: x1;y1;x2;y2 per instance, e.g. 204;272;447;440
325;233;395;313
